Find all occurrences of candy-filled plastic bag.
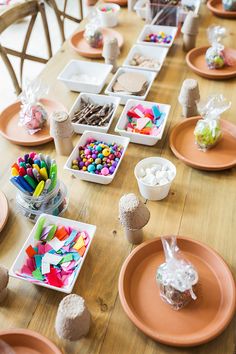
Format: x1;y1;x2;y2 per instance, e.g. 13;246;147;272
194;95;231;151
19;80;48;135
156;236;198;310
222;0;236;11
84;12;103;48
205;25;226;69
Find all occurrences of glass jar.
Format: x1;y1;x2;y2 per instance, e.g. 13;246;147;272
16;180;69;223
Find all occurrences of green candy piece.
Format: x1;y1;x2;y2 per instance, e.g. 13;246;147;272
32;268;44;281
34;216;46;240
46;224;57;241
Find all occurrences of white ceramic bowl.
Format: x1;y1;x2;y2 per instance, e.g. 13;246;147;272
64;131;130;185
123;44;168;73
134;157;176;200
137;25;178;48
69;93;121;134
105;67;156;105
9;214;96;294
97;3;120;27
57;60;112;94
115;99;170;145
134;0;147;19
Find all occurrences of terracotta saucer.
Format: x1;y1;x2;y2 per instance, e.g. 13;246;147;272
0;98;66;146
119;236;236;347
104;0;127;6
70;28;124;59
0;328;62;354
207;0;236;18
186;47;236;80
169;117;236;170
0;190;8;233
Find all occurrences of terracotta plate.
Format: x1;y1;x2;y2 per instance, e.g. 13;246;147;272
104;0;127;6
0;328;62;354
119;236;236;347
186;47;236;80
0;190;8;233
0;98;66;146
169;117;236;170
207;0;236;18
70;28;124;59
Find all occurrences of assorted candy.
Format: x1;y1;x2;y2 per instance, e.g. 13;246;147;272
71;139;124;176
125;104;165;136
72;97;115;127
84;18;103;48
17;216;91;289
99;6;115;12
222;0;236;11
19;81;48;135
156;236;198;310
144;32;173;44
194;95;231;151
129;53;161;70
206;25;226;70
138;162;175;186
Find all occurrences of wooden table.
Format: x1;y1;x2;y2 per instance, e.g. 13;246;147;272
0;4;236;354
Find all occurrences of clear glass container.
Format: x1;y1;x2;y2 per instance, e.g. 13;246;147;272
16;180;69;223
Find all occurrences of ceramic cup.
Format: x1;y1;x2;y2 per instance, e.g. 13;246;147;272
97;3;120;28
134;157;176;201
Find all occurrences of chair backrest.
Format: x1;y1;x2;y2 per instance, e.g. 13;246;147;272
47;0;83;42
0;0;52;95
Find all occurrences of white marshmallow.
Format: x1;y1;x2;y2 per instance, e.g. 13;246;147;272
142;174;157;186
159;177;169;185
167;170;175;181
161;164;169;171
145;168;152;175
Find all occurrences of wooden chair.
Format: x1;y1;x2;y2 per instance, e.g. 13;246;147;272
46;0;83;42
0;0;52;95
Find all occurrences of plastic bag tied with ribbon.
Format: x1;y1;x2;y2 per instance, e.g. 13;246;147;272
156;236;198;310
205;25;227;69
222;0;236;11
194;94;231;151
19;80;48;135
84;12;103;48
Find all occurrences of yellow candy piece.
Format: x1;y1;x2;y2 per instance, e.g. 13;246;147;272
11;167;19;176
102;148;110;157
82;166;87;171
39;167;48;180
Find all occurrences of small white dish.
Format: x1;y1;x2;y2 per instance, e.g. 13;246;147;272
97;3;120;27
123;44;168;72
57;60;112;94
69;93;121;134
134;157;176;200
105;67;156;105
137;25;178;48
115;99;170;145
134;0;147;19
9;214;96;294
64;131;130;185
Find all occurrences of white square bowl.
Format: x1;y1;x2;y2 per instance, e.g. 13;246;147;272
105;67;156;105
57;60;113;94
64;131;130;185
123;44;168;73
137;25;178;48
69;93;121;134
115;99;171;146
9;214;96;294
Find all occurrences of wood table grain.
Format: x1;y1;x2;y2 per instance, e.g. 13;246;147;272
0;4;236;354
